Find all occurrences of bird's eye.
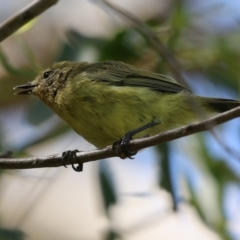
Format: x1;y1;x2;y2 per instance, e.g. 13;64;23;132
43;71;52;79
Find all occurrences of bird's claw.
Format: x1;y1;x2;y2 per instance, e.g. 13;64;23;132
62;150;83;172
113;133;138;159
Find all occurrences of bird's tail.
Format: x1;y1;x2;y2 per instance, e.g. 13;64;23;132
203;97;240;113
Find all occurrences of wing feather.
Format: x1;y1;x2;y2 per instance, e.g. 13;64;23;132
85;61;191;94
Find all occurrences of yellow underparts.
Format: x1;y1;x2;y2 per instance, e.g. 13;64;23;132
51;77;211;148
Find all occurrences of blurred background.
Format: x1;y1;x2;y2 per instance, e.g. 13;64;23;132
0;0;240;239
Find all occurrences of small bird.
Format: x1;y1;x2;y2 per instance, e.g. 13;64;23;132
14;61;240;170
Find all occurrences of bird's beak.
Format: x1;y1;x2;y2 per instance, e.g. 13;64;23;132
13;83;38;95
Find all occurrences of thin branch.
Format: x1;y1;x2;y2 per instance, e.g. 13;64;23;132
0;106;240;170
97;0;188;87
0;0;59;42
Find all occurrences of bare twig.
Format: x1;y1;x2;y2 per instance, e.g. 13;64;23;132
97;0;188;87
0;0;59;42
0;106;240;170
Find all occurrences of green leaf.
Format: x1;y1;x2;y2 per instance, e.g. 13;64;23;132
98;162;117;212
156;143;178;211
0;228;25;240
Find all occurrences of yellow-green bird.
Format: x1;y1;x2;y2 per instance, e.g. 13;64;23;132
14;61;240;170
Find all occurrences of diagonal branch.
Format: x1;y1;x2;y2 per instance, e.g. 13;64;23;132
0;0;59;42
0;106;240;170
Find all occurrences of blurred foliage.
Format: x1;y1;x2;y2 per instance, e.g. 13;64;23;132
185;134;234;240
98;162;118;240
98;162;117;212
0;1;240;240
0;228;24;240
104;230;119;240
0;48;36;104
157;143;178;211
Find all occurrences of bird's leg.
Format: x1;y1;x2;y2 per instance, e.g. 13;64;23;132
62;150;83;172
113;120;160;159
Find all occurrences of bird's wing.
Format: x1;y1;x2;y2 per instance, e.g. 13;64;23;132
86;62;191;94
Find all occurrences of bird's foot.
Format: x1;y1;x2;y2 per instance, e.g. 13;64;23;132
112;120;160;159
62;150;83;172
113;133;138;159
